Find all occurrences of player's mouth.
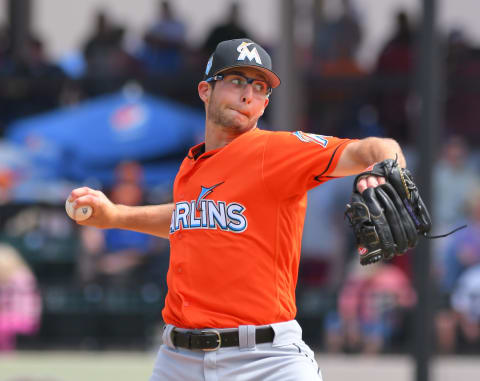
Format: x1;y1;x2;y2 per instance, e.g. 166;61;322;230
230;108;249;118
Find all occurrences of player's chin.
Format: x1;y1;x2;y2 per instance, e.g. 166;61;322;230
224;113;250;129
230;117;255;132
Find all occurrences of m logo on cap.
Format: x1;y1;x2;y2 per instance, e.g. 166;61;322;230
237;42;262;65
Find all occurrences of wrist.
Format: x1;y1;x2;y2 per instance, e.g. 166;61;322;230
110;203;128;229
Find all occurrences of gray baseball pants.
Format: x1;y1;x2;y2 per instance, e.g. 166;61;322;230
149;320;322;381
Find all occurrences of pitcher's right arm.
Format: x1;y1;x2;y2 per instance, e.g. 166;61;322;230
68;187;173;239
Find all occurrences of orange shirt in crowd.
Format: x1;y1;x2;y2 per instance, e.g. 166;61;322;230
163;127;354;328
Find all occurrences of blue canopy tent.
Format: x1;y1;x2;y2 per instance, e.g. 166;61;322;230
6;89;205;198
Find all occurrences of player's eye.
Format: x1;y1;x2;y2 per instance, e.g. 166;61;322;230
229;77;245;86
253;82;267;93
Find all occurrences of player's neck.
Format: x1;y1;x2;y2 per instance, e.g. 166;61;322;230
204;122;256;152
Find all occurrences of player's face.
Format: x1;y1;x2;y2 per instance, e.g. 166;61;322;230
203;67;270;132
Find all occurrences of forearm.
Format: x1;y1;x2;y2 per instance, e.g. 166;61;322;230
332;137;407;177
113;203;174;239
70;187;174;239
357;137;406;168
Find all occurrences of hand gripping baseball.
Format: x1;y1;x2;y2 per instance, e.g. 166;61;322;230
66;187;118;229
345;158;465;265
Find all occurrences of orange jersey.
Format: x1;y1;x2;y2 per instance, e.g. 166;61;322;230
163;128;355;328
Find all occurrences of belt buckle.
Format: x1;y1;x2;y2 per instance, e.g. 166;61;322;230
201;330;222;351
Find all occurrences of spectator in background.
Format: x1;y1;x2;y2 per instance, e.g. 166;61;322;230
17;36;64;78
0;32;65;130
450;264;480;353
0;25;14;79
82;10;140;94
0;164;15;204
439;190;480;296
307;0;365;137
433;136;479;229
114;160;144;186
0;244;42;351
83;11;115;70
0;25;10;66
325;263;415;354
372;10;415;144
432;136;480;277
445;29;480;144
445;29;471;80
314;0;364;77
351;104;386;138
435;190;480;353
202;2;251;56
137;0;187;75
18;35;66;115
375;11;413;74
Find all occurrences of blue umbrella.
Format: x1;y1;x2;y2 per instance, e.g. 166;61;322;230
6;88;205;189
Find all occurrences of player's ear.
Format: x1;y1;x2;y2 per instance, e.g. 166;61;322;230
198;81;211;103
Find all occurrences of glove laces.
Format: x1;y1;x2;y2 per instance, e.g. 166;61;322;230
424;224;467;239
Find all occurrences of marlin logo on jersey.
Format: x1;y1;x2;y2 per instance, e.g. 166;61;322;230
170;183;248;234
292;131;329;148
196;182;224;210
237;42;262;64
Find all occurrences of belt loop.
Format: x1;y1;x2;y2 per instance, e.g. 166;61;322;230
238;325;256;351
162;324;176;349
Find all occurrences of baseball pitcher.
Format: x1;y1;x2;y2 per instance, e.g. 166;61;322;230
68;39;429;381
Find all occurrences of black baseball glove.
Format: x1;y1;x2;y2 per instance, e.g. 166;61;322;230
345;159;432;265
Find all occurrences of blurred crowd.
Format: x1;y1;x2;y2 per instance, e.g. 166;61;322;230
1;0;480;354
0;0;258;132
0;1;478;143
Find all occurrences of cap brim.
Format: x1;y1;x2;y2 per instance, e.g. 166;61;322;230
213;64;281;88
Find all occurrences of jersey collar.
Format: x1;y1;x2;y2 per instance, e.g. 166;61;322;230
187;127;259;161
188;142;206;160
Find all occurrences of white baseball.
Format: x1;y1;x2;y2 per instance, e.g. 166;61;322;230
65;199;93;222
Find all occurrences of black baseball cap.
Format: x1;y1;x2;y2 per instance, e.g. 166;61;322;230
203;38;281;88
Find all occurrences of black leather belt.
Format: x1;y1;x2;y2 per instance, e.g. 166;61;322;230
172;327;275;351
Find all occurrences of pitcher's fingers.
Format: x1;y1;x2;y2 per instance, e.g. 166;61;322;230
366;176;379;188
69;187;97;202
357;178;368;193
73;194;100;209
378;176;386;185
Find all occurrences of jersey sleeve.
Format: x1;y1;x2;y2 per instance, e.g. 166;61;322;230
262;131;356;199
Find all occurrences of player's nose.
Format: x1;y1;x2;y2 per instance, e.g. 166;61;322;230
241;84;254;104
